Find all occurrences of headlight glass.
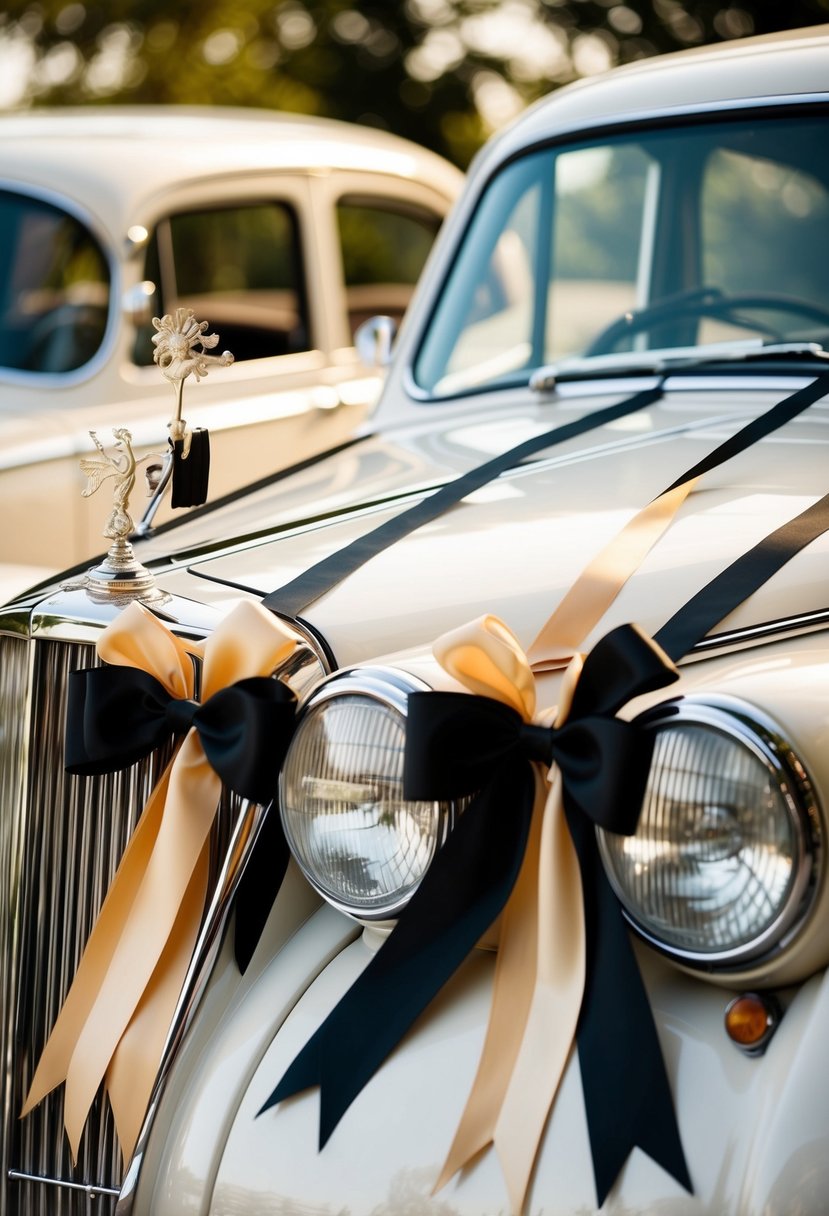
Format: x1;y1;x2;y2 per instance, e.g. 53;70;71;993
280;668;455;920
599;698;821;968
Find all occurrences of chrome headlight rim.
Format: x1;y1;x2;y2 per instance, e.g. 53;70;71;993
279;665;459;923
599;693;823;972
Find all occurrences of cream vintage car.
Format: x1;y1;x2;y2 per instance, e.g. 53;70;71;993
0;106;460;589
3;23;829;1216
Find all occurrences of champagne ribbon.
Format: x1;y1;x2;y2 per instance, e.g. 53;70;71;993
261;374;829;1211
410;619;687;1211
21;599;299;1164
261;619;684;1207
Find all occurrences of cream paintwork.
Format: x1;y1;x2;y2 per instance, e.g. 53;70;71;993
7;23;829;1216
127;633;829;1216
151;378;829;667
0;108;461;576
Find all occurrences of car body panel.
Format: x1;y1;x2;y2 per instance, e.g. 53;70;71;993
5;24;829;1216
131;633;829;1216
148;379;829;666
0;108;461;580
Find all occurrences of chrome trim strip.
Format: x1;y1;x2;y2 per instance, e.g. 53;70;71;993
600;694;823;971
689;607;829;654
115;791;266;1215
0;634;35;1215
8;1171;120;1198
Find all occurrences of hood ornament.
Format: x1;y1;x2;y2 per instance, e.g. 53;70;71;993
64;427;170;605
67;309;233;605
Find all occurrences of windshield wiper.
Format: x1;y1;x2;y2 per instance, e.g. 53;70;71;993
529;342;829;392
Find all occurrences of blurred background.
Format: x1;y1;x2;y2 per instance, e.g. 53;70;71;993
1;0;828;169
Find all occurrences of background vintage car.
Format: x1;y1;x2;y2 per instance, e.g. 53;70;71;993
3;21;829;1216
0;106;461;586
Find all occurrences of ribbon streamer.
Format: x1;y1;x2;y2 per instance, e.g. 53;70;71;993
262;617;684;1210
263;384;664;617
22;599;298;1164
260;374;829;1212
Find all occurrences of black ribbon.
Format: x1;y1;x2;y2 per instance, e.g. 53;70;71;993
65;663;298;971
260;624;683;1193
262;384;665;617
257;374;829;1201
171;429;211;508
655;489;829;662
261;373;829;620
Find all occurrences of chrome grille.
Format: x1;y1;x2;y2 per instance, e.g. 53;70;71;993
1;635;177;1216
0;604;328;1216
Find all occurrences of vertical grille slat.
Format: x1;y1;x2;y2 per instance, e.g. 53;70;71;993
1;635;177;1216
1;617;324;1216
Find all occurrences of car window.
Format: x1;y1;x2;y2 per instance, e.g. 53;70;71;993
414;113;829;397
134;201;309;365
0;189;109;374
337;199;441;339
699;145;829;343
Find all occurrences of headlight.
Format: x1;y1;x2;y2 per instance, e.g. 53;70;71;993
279;667;457;921
599;696;822;970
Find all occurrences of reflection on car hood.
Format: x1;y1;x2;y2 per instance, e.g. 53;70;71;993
138;378;829;667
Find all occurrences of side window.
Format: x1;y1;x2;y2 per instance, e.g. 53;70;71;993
336;199;441;339
0;190;109;374
135;202;309;365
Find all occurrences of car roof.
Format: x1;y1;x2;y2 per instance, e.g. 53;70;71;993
476;23;829;170
0;105;462;231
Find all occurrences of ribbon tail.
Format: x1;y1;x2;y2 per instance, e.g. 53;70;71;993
106;843;210;1163
234;802;291;973
434;769;547;1192
568;808;691;1206
257;1035;323;1122
20;766;172;1142
60;749;221;1163
260;765;534;1149
492;777;585;1216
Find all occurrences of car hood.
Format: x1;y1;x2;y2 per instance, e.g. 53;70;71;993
130;376;828;667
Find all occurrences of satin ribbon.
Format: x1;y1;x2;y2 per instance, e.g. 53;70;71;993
22;599;298;1164
261;616;686;1210
416;618;688;1210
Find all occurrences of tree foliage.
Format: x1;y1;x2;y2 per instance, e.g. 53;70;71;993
1;0;829;166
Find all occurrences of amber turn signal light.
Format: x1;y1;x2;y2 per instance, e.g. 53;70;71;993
724;992;780;1055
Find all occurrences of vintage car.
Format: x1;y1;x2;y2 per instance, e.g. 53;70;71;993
0;106;460;587
3;21;829;1216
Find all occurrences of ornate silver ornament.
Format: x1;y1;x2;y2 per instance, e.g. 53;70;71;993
64;428;170;605
69;310;234;604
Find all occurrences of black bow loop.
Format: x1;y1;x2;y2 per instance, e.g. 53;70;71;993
66;666;297;805
67;666;178;775
191;676;298;804
404;692;526;802
404;623;677;836
569;621;679;720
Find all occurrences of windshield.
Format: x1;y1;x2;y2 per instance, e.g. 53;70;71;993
414;111;829;396
0;190;109;374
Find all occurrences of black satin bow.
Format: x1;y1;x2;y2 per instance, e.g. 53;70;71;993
260;623;690;1205
65;663;298;971
403;624;675;833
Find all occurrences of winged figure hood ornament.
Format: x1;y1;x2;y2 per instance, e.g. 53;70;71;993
67;310;233;605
